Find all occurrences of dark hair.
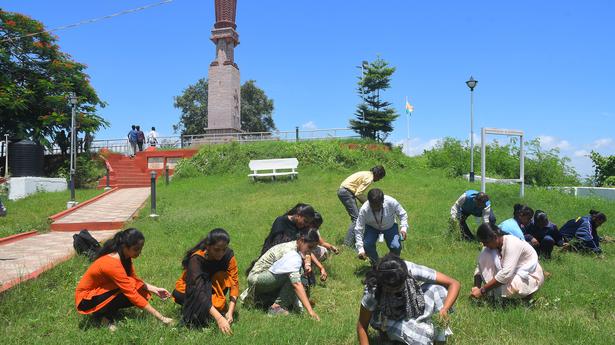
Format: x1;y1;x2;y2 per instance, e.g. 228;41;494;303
589;209;607;224
513;204;534;218
182;228;230;269
475;192;489;204
286;203;315;223
371;165;386;180
151;127;156;130
131;125;136;130
368;188;385;207
298;229;320;244
136;125;140;130
96;228;145;275
364;253;408;291
476;223;503;243
310;212;323;229
534;210;549;225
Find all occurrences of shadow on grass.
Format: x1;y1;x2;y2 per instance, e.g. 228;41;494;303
354;264;371;277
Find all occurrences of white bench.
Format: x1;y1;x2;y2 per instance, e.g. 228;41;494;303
248;158;298;181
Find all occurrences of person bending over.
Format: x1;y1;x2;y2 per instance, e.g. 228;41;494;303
172;228;238;334
559;210;607;254
339;165;386;247
241;230;321;321
75;228;173;330
471;223;544;300
259;203;315;256
357;253;460;345
450;190;495;241
498;204;534;240
524;210;562;259
355;188;408;265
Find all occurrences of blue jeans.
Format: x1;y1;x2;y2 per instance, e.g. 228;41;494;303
363;223;402;264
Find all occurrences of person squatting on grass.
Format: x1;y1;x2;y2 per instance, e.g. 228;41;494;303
240;230;321;321
75;228;173;330
559;210;607;254
471;223;545;300
259;203;315;256
449;190;495;241
356;253;460;345
524;210;563;259
354;188;409;265
339;165;386;248
172;228;238;334
498;204;534;240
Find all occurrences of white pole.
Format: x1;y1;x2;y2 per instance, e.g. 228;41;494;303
481;127;486;193
4;134;8;178
520;135;525;198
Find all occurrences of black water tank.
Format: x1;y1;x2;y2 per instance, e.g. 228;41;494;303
8;140;44;177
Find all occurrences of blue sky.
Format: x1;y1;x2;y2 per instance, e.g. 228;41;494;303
3;0;614;177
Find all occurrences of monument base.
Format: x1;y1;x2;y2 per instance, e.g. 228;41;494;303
8;177;67;200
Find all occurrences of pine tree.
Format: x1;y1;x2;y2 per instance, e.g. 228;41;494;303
349;58;399;142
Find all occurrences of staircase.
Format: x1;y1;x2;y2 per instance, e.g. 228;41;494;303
97;153;151;188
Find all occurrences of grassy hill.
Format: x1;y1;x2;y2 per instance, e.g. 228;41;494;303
1;140;614;344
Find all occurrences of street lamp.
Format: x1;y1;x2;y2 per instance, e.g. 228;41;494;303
68;92;78;208
466;76;478;182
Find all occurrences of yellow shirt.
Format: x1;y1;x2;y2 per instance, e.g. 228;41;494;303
340;171;374;198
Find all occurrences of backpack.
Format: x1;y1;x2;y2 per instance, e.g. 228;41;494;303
73;229;101;261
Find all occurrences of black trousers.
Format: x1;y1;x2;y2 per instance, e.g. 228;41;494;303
78;289;135;319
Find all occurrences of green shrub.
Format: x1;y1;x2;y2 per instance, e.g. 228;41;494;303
54;153;106;188
174;140;417;178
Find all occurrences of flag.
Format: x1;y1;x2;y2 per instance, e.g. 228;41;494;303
405;99;414;114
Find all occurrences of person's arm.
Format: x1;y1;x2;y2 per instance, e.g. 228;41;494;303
291;280;320;321
450;193;465;220
482;204;492;224
310;253;327;281
145;283;171;300
355;208;367;257
434;271;461;317
357;305;372;345
395;199;409;240
143;304;173;324
209;305;232;335
226;256;240;323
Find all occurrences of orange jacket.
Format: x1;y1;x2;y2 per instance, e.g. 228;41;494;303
75;254;150;314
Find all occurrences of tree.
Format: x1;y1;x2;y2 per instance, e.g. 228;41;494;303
0;10;108;148
349;57;399;142
173;78;276;135
590;151;615;186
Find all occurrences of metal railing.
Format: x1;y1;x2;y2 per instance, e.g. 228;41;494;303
182;128;358;147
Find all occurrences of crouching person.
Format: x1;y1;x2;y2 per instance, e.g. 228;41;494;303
172;228;238;334
75;228;173;330
357;253;460;345
241;230;320;321
471;223;544;300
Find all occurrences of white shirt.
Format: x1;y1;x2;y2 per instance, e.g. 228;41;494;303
147;130;158;145
269;250;302;275
355;195;409;252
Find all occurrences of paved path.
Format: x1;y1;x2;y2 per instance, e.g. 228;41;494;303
0;187;151;293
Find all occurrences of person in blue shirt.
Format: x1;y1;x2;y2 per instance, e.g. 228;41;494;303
498;204;533;240
450;190;496;241
559;210;607;254
525;210;562;259
127;125;138;157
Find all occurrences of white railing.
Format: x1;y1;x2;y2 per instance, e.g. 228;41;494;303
182;128;358;146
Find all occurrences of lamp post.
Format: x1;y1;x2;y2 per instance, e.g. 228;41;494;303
67;92;78;208
466;76;478;182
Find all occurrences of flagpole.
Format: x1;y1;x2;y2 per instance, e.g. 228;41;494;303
405;96;410;140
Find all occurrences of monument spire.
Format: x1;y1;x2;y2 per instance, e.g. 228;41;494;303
206;0;241;134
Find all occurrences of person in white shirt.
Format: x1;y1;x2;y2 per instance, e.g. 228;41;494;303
355;189;409;264
147;127;158;147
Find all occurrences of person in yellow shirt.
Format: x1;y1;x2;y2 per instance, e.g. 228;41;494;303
338;165;386;248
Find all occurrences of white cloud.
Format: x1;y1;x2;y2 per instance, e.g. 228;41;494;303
573;150;589;158
537;135;571;151
397;137;441;156
591;138;614;150
301;121;317;131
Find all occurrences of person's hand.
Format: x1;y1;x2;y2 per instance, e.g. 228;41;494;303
400;231;407;241
224;311;234;324
160;316;174;325
304;263;312;274
330;245;340;255
530;238;539;247
308;311;320;321
436;309;450;327
216;316;233;335
320;270;328;282
470;287;482;299
357;251;367;260
153;287;171;300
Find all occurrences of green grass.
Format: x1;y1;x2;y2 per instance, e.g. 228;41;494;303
1;164;615;344
0;188;104;238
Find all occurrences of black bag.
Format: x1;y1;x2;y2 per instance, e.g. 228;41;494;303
73;229;101;261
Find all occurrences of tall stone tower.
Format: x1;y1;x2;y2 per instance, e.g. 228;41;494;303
206;0;241;134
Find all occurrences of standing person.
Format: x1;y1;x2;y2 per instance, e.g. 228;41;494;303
0;198;6;217
450;190;495;241
498;204;534;240
356;253;460;345
259;203;315;256
147;127;159;148
354;189;409;265
241;230;321;321
559;210;607;254
136;125;145;152
471;223;545;300
339;165;386;248
524;210;562;259
75;228;173;330
172;228;238;334
127;125;138;157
